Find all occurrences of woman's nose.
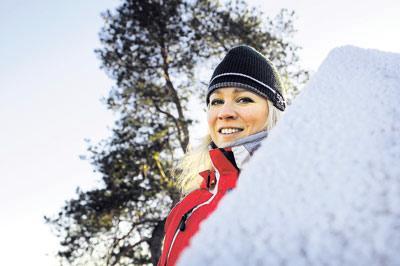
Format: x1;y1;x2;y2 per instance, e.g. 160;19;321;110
217;103;237;120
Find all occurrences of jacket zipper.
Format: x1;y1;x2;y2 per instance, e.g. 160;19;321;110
165;170;220;265
165;208;194;265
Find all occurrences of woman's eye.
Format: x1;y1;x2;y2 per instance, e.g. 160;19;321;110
210;99;224;106
237;97;254;103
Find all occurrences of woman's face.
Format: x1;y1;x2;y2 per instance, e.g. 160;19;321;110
207;87;269;147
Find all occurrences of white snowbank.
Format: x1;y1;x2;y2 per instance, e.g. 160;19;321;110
179;46;400;265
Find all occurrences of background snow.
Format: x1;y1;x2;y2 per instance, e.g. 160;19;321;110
178;46;400;265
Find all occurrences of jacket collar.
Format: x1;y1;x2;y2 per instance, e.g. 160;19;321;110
200;130;268;187
211;130;268;154
209;130;268;169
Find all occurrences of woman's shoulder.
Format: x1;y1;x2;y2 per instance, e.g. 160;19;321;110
164;188;213;232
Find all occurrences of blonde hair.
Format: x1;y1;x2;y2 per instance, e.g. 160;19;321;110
173;99;283;196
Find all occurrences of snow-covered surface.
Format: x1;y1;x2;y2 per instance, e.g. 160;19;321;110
179;46;400;265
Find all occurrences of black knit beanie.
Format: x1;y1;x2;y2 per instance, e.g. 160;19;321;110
206;45;286;111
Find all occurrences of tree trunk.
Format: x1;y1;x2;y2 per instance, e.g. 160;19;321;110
149;219;166;265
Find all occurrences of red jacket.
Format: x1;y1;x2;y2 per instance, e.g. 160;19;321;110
158;147;242;266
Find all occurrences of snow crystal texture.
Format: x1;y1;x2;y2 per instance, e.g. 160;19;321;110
179;46;400;266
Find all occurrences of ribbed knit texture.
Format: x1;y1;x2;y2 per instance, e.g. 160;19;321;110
207;45;286;111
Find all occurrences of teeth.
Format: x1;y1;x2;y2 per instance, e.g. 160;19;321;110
220;128;241;134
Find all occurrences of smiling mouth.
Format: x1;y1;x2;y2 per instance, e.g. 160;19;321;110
218;127;244;135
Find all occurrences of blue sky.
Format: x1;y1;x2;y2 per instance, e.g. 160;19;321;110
248;0;400;70
0;1;117;264
0;0;399;265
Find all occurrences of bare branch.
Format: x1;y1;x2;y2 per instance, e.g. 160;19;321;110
151;99;184;149
110;238;152;266
160;45;190;152
107;218;160;266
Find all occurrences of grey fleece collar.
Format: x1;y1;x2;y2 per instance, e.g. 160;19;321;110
219;130;268;155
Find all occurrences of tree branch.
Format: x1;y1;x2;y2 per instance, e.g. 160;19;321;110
106;218;160;266
160;45;190;152
151;99;184;149
110;238;151;266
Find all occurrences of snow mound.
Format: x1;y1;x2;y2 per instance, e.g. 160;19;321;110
179;46;400;266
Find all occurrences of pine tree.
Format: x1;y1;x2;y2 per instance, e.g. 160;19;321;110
45;1;308;265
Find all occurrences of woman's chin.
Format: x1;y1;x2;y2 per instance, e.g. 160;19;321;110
216;134;244;147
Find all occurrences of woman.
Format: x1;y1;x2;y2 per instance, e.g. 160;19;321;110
158;45;286;266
